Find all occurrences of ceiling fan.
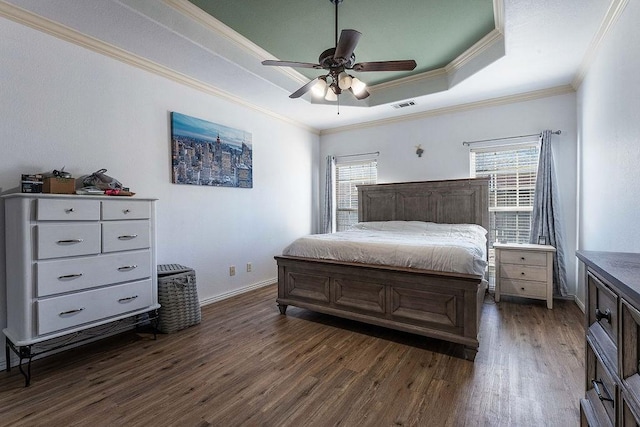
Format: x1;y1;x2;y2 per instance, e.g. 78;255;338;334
261;0;417;101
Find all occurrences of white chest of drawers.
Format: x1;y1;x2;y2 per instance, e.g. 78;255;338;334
3;194;159;351
494;243;556;309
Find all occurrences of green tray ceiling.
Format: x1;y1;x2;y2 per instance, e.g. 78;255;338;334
188;0;495;86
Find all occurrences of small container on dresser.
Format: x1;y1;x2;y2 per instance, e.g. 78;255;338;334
577;251;640;426
2;193;159;385
494;243;556;309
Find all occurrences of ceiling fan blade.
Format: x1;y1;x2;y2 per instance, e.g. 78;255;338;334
333;29;361;61
289;76;321;99
262;60;322;69
352;60;417;72
349;87;370;100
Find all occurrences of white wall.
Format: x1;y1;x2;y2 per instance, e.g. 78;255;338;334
576;1;640;301
320;93;579;295
0;19;319;337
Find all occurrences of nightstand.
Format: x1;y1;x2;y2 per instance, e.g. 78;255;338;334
494;243;556;309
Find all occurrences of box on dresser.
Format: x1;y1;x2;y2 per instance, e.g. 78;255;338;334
2;193;159;386
42;177;75;194
577;251;640;426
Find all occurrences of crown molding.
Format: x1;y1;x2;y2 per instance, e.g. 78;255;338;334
445;29;503;75
320;85;575;136
0;0;319;135
571;0;629;89
164;0;308;85
366;28;504;100
493;0;505;33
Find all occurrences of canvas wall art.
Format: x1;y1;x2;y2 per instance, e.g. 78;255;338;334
171;112;252;188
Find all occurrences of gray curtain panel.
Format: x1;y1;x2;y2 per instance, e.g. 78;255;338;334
322;155;335;234
530;130;568;296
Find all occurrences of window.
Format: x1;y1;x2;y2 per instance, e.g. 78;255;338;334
471;143;540;285
335;159;377;231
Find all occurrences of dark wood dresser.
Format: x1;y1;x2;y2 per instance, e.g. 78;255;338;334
577;251;640;426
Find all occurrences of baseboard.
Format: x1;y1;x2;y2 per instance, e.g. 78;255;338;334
199;278;276;307
573;295;586;313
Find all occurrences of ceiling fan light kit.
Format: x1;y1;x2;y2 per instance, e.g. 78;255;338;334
261;0;417;103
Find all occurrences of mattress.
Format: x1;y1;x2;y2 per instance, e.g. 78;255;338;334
282;221;488;277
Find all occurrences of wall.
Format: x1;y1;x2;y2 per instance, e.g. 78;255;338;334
576;1;640;301
0;18;319;344
320;93;579;295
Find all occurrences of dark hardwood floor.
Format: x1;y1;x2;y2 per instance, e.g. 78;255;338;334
0;284;584;426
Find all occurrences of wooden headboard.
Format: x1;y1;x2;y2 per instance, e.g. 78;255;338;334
357;178;489;232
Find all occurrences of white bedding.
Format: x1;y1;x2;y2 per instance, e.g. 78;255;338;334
282;221;488;277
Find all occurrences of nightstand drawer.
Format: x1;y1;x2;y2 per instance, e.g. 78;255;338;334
499;279;547;299
499;264;547;282
500;250;547;266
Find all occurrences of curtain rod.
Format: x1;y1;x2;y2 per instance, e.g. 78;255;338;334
335;151;380;159
462;130;561;146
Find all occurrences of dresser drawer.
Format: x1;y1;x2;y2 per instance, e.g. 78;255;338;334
102;220;151;253
586;338;617;424
587;272;618;346
622;392;640;426
37;223;101;259
37;198;100;221
499;264;547;282
37;279;154;335
101;200;151;220
620;299;640;414
500;249;547;267
499;279;547;299
36;250;152;296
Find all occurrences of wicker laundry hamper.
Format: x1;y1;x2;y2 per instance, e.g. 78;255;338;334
157;264;201;333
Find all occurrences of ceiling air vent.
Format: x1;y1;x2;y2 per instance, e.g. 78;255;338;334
391;100;416;109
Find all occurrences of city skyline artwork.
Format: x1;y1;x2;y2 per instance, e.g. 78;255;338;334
171;112;252;188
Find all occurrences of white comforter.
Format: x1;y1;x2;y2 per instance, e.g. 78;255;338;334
282;221;488;277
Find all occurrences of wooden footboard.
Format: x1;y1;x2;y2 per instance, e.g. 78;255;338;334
275;255;487;361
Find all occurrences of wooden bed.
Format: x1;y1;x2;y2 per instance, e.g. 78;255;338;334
275;178;489;360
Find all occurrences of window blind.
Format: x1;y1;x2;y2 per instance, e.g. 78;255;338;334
335;160;377;231
471;144;539;245
471;143;540;286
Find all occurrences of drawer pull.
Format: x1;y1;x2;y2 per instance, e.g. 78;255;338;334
595;308;612;324
591;379;614;403
521;257;525;260
118;234;138;240
58;273;83;280
118;295;138;303
118;265;138;271
65;208;75;213
123;209;131;214
57;239;84;245
59;307;85;316
521;272;526;276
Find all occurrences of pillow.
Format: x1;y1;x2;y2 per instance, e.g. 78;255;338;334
350;221;487;238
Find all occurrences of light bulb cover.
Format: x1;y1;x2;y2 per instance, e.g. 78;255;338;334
337;72;353;90
324;87;338;101
311;77;327;97
351;77;366;95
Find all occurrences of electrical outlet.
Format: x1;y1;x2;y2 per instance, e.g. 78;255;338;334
229;265;236;276
246;262;252;272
